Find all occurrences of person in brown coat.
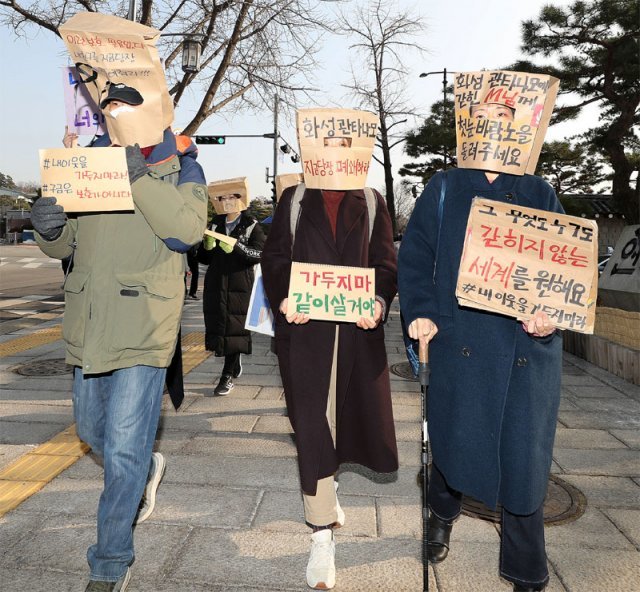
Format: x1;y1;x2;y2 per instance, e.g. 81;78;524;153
261;109;398;590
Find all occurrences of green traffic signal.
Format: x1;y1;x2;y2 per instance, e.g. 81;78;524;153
195;135;226;145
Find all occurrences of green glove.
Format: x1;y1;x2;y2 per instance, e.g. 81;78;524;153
219;240;234;254
203;235;216;250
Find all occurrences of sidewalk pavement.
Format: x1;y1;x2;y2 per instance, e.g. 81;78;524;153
0;289;638;591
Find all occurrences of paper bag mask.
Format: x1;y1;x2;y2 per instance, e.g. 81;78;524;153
59;12;174;148
296;108;378;190
208;177;249;215
454;70;559;175
275;173;304;201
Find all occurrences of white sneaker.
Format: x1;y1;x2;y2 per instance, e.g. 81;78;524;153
135;452;166;524
306;529;336;590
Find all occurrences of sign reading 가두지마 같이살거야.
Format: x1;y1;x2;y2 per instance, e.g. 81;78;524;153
455;198;598;334
296;108;378;190
39;147;134;213
63;66;106;136
454;71;559;176
288;262;376;323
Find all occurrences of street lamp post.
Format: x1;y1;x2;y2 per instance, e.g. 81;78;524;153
419;68;449;170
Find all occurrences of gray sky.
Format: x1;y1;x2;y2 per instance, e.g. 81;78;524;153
1;0;591;197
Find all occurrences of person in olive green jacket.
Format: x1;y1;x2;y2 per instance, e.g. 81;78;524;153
31;83;207;592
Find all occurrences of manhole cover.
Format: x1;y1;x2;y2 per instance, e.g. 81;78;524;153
461;474;586;526
14;358;73;376
390;361;418;381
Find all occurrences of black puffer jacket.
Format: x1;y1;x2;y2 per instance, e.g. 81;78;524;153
197;212;265;355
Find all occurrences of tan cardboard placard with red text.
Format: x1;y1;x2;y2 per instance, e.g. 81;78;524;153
455;198;598;333
59;13;173;148
454;71;559;175
208;177;249;215
39;147;133;212
288;262;376;323
297;108;378;190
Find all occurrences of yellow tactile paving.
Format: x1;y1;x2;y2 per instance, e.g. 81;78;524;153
0;325;62;358
0;332;211;517
0;480;49;514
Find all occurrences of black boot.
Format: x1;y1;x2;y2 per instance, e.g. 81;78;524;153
513;585;545;591
427;511;453;563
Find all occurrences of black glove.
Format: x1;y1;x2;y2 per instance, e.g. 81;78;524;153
30;197;66;241
125;144;148;183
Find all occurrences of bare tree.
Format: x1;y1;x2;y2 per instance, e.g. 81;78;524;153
0;0;338;133
336;0;426;234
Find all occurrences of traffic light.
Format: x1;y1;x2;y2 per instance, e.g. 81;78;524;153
195;135;226;145
271;181;277;202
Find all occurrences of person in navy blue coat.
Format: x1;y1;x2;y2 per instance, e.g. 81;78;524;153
399;102;563;591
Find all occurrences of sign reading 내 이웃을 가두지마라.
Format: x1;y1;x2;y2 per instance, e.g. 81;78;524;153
454;70;559;176
288;262;376;323
455;198;598;334
296;108;378;191
39;147;134;212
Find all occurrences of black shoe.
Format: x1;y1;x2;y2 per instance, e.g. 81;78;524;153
188;294;198;300
232;356;242;378
427;511;453;563
513;585;545;591
214;375;234;396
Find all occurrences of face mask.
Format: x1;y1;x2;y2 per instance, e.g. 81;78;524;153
106;105;136;119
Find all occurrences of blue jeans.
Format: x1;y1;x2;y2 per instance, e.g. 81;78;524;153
73;365;166;581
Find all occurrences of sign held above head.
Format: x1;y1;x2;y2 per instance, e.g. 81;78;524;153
208;177;250;215
453;70;559;176
59;12;174;148
296;108;378;190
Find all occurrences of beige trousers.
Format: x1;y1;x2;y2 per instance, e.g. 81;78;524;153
302;327;340;527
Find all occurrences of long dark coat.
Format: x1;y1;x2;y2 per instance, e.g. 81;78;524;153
197;212;265;355
398;168;564;515
261;187;399;495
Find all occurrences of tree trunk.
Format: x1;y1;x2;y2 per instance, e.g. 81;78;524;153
378;121;397;236
601;105;639;224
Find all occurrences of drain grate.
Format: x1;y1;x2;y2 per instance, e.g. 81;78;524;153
390;361;418;381
461;474;587;526
14;358;73;376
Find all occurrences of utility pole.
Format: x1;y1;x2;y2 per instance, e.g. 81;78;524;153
273;94;279;182
127;0;137;21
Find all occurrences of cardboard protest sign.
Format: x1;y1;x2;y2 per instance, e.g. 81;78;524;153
454;71;559;175
455;198;598;333
245;264;275;337
39;147;133;212
208;177;249;214
59;12;173;147
288;262;376;322
63;67;106;136
275;173;304;201
203;229;237;247
297;108;378;190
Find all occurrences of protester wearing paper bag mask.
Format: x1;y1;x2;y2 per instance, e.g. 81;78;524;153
99;82;150;148
399;71;563;591
261;108;398;590
198;178;265;396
